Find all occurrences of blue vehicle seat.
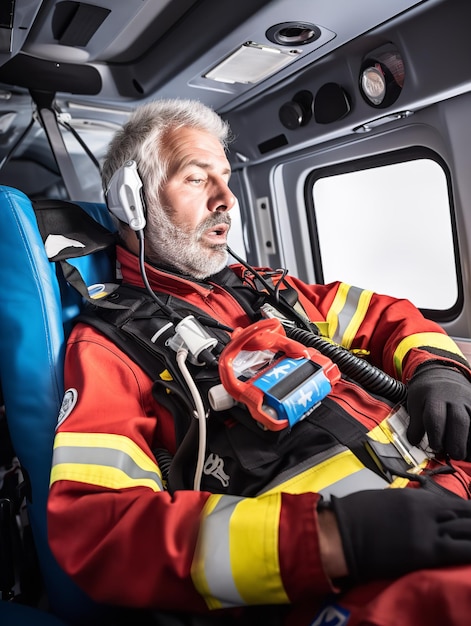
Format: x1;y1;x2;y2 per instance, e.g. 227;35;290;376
0;600;70;626
0;185;121;625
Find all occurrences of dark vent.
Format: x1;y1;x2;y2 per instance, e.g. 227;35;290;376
258;134;288;154
52;1;110;47
314;83;351;124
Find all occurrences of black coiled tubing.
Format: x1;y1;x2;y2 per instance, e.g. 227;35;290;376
285;326;408;404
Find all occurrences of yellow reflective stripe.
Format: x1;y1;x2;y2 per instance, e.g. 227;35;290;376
192;494;287;609
393;332;465;377
54;431;159;470
262;448;368;495
342;288;373;349
230;494;286;605
50;463;162;492
326;282;350;340
50;431;163;491
326;283;372;348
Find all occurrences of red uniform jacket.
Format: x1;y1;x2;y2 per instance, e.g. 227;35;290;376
47;246;471;625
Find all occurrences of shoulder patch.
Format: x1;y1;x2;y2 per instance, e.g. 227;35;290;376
310;603;350;626
57;388;78;428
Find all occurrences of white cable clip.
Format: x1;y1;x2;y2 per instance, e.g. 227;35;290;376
172;315;218;364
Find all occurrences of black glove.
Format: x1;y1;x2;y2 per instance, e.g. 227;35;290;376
329;488;471;583
406;363;471;459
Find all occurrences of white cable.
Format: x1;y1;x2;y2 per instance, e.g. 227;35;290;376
176;347;207;490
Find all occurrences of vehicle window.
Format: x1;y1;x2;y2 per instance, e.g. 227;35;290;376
0;114;121;201
305;149;461;318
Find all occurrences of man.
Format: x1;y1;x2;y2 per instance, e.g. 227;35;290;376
48;99;471;626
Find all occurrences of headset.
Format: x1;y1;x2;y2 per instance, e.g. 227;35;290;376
104;158;191;330
105;160;146;231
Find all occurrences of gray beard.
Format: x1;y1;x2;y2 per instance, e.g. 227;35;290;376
144;207;231;279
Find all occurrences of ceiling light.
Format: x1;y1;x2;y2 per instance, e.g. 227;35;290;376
266;22;321;47
66;101;131;116
205;42;300;85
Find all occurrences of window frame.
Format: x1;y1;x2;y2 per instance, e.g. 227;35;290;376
303;146;463;322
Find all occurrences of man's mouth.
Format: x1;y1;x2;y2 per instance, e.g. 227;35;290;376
203;223;229;243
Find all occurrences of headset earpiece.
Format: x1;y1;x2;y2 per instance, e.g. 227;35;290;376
105;160;146;231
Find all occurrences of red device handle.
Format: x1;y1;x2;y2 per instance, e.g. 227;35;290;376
219;318;319;430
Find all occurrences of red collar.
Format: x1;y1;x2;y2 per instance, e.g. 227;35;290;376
116;245;217;297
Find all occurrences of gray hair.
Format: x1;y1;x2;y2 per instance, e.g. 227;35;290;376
102;98;232;223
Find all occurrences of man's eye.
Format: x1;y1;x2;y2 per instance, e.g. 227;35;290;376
189;178;204;185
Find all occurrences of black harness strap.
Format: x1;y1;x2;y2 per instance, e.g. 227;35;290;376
79;284;232;382
32;199;118;262
32;199;129;310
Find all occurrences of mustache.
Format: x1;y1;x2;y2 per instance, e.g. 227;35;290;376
196;212;231;234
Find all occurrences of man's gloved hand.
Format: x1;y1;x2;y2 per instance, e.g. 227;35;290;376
329;488;471;583
406;363;471;459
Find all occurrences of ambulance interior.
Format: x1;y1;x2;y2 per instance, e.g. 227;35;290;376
0;0;471;623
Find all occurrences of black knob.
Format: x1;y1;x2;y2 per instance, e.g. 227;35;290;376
279;90;313;130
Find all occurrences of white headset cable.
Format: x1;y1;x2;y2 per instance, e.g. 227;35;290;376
176;347;207;491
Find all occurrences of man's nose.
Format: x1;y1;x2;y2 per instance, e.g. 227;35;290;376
209;179;236;212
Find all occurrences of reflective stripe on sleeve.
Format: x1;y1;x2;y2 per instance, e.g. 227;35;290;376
191;493;288;609
393;332;465;377
326;283;373;348
260;445;388;498
50;431;163;492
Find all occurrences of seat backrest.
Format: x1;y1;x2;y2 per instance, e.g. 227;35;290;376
0;185;119;624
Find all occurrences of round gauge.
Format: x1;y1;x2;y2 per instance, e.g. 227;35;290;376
360;65;386;106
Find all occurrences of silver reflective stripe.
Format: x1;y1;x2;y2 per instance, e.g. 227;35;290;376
201;496;245;608
258;443;348;494
319;466;388;500
332;285;365;345
52;445;164;491
258;442;389;498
